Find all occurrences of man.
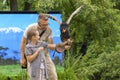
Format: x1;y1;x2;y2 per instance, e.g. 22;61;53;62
20;13;58;80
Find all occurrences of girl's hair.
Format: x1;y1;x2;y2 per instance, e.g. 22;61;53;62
27;28;37;40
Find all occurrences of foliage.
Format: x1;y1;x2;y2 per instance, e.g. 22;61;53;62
0;0;120;80
54;0;120;80
58;51;81;80
0;0;10;11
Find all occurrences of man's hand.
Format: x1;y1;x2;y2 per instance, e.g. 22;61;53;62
65;45;71;50
55;39;72;53
20;37;27;68
20;57;27;68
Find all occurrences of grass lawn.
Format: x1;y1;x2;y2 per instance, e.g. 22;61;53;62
0;64;64;80
0;64;23;76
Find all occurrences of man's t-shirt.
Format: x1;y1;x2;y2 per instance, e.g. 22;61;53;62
23;23;52;41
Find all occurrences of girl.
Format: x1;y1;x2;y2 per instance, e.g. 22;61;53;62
25;28;68;80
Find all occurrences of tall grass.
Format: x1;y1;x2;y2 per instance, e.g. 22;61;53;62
57;51;82;80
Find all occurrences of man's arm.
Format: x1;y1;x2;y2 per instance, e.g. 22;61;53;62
48;37;53;44
20;37;27;67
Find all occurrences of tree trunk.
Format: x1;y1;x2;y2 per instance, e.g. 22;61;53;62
24;1;31;11
10;0;18;11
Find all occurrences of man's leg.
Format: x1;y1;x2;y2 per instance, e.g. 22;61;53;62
47;62;57;80
45;54;58;80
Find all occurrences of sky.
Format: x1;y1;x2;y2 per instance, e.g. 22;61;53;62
0;14;37;29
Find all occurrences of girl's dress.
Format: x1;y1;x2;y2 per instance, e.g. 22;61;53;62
25;41;48;80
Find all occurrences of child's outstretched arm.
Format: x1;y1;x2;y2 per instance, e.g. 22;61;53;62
47;41;69;52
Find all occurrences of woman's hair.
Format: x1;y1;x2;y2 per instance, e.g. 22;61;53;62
27;28;37;40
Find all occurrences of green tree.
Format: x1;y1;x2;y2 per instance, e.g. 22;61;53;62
54;0;120;80
0;0;120;79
